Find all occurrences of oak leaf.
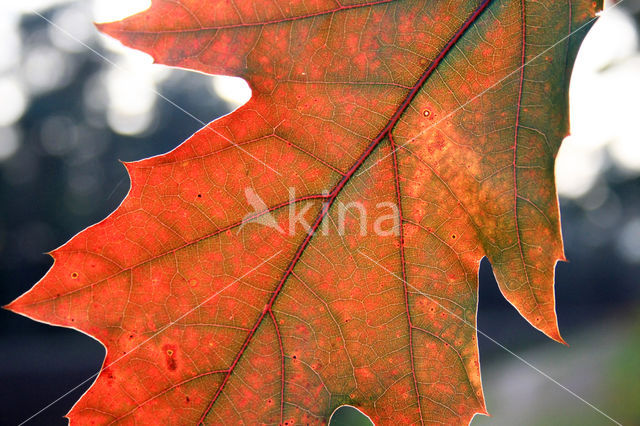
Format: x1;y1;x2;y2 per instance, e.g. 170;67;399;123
8;0;602;424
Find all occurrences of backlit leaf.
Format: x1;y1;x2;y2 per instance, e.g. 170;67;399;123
8;0;602;423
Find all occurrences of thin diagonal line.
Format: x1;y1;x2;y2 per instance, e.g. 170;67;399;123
106;176;126;200
356;1;621;177
358;250;622;425
28;8;282;177
17;251;282;425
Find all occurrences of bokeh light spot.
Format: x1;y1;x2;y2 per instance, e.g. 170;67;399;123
557;7;640;198
24;45;72;94
618;217;640;264
211;76;252;108
0;126;21;162
93;0;151;23
0;77;27;126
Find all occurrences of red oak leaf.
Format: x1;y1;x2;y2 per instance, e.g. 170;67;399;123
8;0;602;424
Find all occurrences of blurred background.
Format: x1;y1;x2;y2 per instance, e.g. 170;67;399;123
0;0;638;424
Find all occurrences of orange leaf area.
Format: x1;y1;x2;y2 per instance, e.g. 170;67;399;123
8;0;602;424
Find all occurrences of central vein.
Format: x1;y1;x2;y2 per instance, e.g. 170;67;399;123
198;0;493;422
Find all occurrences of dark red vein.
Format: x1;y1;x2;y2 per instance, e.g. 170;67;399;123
272;134;347;176
389;133;423;424
198;1;492;422
109;369;229;424
102;0;395;34
269;309;285;424
26;194;328;307
512;0;538;306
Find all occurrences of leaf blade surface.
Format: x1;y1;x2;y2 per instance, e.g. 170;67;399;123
8;0;601;424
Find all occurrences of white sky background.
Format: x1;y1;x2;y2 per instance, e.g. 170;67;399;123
0;0;638;195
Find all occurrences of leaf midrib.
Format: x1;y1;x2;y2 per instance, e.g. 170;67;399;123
198;0;493;423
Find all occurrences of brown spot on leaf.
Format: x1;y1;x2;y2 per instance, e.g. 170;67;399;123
162;344;178;371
